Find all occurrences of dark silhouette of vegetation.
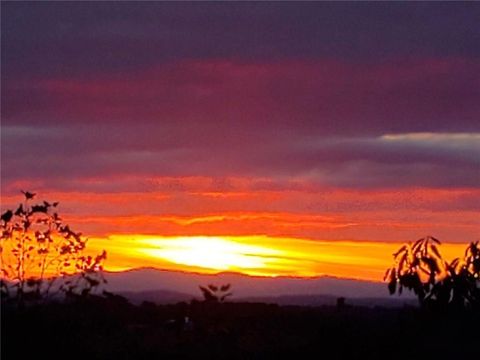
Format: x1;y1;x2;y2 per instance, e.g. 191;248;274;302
336;296;346;310
0;191;107;305
385;236;480;310
199;283;232;302
3;297;480;360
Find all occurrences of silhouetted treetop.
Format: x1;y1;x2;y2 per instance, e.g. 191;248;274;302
385;236;480;310
1;191;107;305
199;283;233;302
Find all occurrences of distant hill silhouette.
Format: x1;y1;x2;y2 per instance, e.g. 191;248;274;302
233;295;417;308
103;267;415;306
119;289;416;308
119;289;194;305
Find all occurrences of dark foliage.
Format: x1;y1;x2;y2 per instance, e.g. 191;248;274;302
385;236;480;310
199;283;233;302
3;298;480;360
1;191;107;305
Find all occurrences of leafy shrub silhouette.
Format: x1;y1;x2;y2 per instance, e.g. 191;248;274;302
199;283;232;302
0;191;107;305
385;236;480;310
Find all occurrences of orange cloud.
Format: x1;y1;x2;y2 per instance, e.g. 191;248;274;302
1;183;478;281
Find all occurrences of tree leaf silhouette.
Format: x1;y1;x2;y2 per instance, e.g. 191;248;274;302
1;210;13;223
386;236;480;309
21;190;36;200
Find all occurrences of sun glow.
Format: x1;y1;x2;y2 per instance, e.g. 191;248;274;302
84;234;471;281
137;236;284;273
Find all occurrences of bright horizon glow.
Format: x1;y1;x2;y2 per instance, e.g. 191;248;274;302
85;234;470;281
137;236;284;273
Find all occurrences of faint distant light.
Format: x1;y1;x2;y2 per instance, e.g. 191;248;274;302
380;132;480;142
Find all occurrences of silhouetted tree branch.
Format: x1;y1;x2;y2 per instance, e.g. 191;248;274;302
1;191;107;306
199;283;232;302
385;236;480;310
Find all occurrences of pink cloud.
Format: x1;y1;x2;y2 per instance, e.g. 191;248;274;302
6;58;479;134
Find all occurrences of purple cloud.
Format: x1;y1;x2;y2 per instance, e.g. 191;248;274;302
2;3;479;194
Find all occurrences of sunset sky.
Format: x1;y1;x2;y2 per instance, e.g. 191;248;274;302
2;2;479;281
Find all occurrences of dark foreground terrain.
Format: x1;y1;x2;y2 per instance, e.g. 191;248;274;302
3;296;479;359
